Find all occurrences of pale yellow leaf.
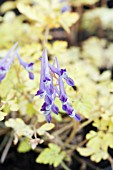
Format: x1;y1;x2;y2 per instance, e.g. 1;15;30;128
37;123;55;135
0;111;7;121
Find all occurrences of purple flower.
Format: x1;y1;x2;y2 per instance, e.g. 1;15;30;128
36;50;52;97
62;103;81;121
41;102;52;123
61;5;70;13
59;76;68;103
0;67;7;82
49;64;60;75
35;49;81;123
16;50;34;80
51;104;59;114
35;89;45;98
0;43;35;82
35;49;59;123
41;102;49;111
49;64;74;86
59;0;70;13
60;69;74;86
54;57;81;121
0;43;18;82
45;95;52;105
58;74;81;120
0;42;18;66
45;112;52;123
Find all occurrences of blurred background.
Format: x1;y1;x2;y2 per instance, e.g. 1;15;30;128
0;0;113;170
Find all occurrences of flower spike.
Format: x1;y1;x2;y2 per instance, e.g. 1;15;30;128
0;43;34;82
35;49;81;123
0;43;18;82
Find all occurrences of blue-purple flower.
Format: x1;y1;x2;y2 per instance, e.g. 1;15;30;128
0;43;34;82
15;49;34;80
59;0;71;13
35;49;81;123
61;5;70;13
55;58;81;121
49;64;74;86
35;49;59;123
0;42;18;82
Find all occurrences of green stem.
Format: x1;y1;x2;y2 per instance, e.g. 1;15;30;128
78;119;92;131
52;123;73;136
0;135;9;152
65;119;78;145
61;161;71;170
0;134;13;163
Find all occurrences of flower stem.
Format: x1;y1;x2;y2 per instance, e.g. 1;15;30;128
61;161;71;170
108;155;113;170
0;133;13;163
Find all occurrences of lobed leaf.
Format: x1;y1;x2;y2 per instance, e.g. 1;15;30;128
36;143;66;167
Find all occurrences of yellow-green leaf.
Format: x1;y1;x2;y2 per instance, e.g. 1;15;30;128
0;111;7;121
17;139;31;153
37;123;55;135
36;143;66;167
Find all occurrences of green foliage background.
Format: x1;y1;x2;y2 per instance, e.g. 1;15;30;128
0;0;113;169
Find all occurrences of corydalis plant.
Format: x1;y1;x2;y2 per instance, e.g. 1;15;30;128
35;49;81;123
0;43;34;82
0;42;18;82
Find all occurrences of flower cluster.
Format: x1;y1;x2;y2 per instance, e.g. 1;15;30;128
35;49;81;123
0;43;34;82
1;44;81;123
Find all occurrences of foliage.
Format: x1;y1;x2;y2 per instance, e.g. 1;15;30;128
5;118;33;138
37;123;55;135
36;143;66;167
0;0;113;169
77;119;113;162
17;139;31;153
0;111;7;121
70;0;99;6
82;8;113;40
